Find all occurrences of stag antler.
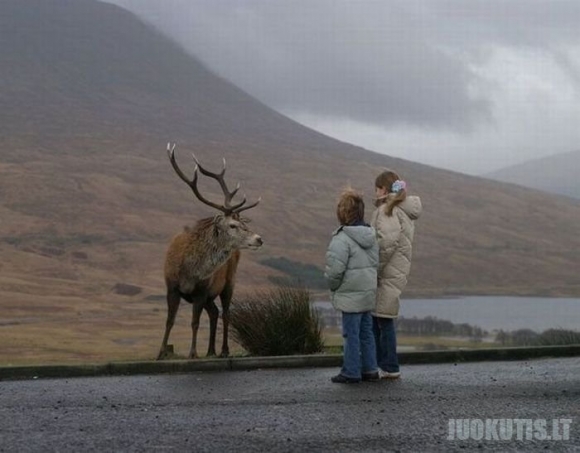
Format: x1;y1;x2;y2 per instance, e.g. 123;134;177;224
167;143;261;215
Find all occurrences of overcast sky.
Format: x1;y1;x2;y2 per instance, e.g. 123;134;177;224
110;0;580;175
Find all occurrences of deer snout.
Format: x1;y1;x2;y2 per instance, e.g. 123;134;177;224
248;234;263;249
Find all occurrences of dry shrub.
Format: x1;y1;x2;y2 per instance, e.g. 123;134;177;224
230;285;324;356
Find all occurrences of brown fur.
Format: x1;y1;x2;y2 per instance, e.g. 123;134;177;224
158;214;261;360
160;147;262;359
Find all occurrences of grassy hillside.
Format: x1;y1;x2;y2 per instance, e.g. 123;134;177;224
2;0;580;364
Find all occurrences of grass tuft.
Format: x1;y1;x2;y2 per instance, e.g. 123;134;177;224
230;285;324;356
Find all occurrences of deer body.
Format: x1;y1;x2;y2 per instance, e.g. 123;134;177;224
157;144;262;360
166;220;237;293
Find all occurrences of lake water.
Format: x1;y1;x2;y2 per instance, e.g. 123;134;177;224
313;296;580;332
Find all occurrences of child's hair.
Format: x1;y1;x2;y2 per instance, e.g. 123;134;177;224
375;170;407;216
336;188;365;226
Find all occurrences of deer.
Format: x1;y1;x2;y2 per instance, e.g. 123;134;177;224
157;143;263;360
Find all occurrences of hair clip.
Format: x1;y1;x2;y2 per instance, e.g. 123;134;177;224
391;180;406;193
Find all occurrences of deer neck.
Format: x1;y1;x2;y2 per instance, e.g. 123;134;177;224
208;243;234;270
188;226;235;280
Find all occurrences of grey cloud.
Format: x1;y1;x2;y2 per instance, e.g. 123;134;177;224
110;0;493;131
109;0;580;173
432;0;580;47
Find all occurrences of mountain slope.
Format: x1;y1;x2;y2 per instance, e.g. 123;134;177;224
2;0;580;296
486;150;580;199
0;0;326;143
1;0;580;363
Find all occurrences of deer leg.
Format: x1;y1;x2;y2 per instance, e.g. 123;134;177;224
219;286;233;358
205;299;219;357
188;301;205;359
157;289;181;360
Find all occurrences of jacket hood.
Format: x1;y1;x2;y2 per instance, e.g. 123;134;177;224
398;195;422;220
376;194;422;220
338;225;377;249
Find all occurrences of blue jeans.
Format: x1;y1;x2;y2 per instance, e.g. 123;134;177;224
341;311;378;379
373;316;400;373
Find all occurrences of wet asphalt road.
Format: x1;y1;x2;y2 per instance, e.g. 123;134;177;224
0;357;579;452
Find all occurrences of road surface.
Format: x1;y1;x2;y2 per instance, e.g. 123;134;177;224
1;357;579;452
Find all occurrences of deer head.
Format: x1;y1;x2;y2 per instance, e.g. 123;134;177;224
167;143;263;250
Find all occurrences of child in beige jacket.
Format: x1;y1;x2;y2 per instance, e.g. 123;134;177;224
371;170;422;379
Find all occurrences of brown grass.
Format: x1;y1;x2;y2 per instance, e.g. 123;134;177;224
0;290;249;366
2;140;580;365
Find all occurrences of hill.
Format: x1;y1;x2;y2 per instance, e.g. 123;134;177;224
2;0;580;364
485;150;580;199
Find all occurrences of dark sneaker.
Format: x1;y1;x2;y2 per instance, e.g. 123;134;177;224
362;371;380;382
331;374;361;384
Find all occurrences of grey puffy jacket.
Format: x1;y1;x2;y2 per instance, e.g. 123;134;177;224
324;225;379;313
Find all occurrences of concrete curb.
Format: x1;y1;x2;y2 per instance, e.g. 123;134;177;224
1;344;579;381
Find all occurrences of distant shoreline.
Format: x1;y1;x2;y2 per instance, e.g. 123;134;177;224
312;296;580;332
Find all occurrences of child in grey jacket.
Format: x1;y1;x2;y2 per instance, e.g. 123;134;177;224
325;189;380;384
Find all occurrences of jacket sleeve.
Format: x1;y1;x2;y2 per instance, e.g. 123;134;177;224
324;234;349;292
374;208;402;274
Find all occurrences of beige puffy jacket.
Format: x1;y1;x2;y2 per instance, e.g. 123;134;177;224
370;195;422;318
